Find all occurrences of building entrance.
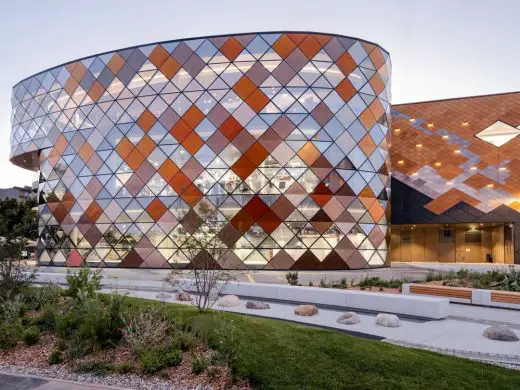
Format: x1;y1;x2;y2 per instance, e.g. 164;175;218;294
390;223;514;264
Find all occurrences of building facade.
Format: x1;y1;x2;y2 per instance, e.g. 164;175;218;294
391;92;520;265
9;32;392;269
0;186;36;201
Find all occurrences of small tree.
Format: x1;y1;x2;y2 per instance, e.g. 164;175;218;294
167;200;234;312
0;238;36;299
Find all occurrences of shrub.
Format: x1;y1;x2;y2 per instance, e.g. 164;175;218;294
0;239;37;300
66;266;102;299
210;313;244;381
139;349;166;374
357;276;404;289
48;348;62;365
207;365;221;380
164;349;183;367
75;361;112;376
35;304;57;331
113;362;133;374
0;294;26;322
56;292;124;359
24;284;62;311
191;353;208;374
22;326;40;346
492;266;520;292
121;305;170;355
0;320;22;349
171;329;196;352
286;272;299;286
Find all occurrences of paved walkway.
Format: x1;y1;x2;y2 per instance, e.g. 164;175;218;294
0;371;122;390
34;264;434;286
33;262;519;287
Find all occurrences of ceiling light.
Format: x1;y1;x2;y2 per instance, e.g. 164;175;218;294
434;162;441;167
487;184;494;188
462;122;469;126
397;160;404;165
442;135;449;140
394;128;401;133
470;166;477;170
416;144;422;148
409;118;415;122
427;123;434;128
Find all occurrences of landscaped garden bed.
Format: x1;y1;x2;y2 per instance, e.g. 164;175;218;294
0;267;519;389
298;266;520;296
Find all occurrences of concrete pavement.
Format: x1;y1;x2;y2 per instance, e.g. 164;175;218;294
0;371;124;390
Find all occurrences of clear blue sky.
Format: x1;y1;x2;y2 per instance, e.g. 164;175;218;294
1;0;519;187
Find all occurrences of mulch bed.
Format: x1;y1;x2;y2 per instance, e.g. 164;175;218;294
0;333;251;390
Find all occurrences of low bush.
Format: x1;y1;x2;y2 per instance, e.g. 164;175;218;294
24;284;62;311
358;276;403;289
22;326;40;346
56;292;124;360
65;266;102;299
491;266;520;291
121;305;170;355
74;361;112;376
113;362;133;374
285;272;299;286
48;348;62;365
171;329;196;352
0;239;37;300
35;304;57;331
139;349;167;375
164;349;183;367
0;294;27;322
0;320;22;349
191;353;208;374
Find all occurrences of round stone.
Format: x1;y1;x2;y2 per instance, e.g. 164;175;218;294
483;325;519;342
246;301;270;310
337;312;361;325
294;304;319;316
216;295;241;307
375;313;400;327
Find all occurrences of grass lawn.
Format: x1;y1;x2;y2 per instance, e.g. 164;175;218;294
125;297;520;390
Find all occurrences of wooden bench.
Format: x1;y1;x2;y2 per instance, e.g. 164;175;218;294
407;284;472;302
491;291;520;305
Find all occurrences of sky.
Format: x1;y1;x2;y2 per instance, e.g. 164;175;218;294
1;0;519;188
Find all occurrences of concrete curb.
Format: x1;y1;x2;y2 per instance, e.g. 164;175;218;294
383;339;520;363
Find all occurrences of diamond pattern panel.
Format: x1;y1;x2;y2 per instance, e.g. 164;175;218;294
392;92;520;214
10;32;391;269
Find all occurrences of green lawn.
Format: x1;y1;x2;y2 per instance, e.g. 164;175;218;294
125;297;520;390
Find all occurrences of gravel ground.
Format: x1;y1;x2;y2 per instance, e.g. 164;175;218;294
0;363;213;390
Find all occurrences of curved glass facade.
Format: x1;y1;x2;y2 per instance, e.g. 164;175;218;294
10;32;391;269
